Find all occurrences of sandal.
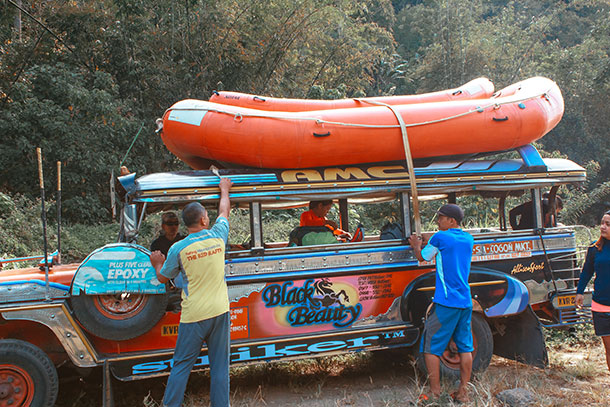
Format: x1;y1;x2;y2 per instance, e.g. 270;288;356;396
450;391;470;404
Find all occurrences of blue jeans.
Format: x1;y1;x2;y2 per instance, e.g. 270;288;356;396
163;312;230;407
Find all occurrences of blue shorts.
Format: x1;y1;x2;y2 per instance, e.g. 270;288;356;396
421;303;474;356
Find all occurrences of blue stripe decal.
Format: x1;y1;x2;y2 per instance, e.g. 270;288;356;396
484;277;529;317
0;280;70;291
136;174;278;190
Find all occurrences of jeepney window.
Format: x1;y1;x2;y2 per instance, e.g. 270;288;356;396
348;200;402;235
227;207;252;250
254;198;404;248
416;195;504;233
261;207;306;247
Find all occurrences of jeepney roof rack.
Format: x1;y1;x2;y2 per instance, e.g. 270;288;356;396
117;143;585;211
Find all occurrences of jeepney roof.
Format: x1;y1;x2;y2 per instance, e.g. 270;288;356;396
118;157;585;211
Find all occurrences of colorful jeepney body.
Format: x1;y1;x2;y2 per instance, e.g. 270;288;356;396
0;146;591;404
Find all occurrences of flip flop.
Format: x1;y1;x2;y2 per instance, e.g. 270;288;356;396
450;391;469;404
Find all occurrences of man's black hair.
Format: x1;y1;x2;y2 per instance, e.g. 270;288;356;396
182;202;207;227
308;200;333;210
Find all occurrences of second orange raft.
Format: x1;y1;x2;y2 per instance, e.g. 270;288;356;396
160;76;564;169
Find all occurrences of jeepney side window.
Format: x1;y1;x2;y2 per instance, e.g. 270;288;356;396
350;199;403;239
415;195;505;234
507;189;544;230
226;207;252;251
261;207;303;248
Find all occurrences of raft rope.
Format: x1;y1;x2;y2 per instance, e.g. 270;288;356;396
357;99;422;237
164;88;553;130
119;122;145;169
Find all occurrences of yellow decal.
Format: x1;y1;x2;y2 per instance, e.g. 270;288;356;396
281;170;323;182
557;295;575;307
323;167;370;181
162;324;179;336
367;165;409;179
280;165;409;182
511;261;545;275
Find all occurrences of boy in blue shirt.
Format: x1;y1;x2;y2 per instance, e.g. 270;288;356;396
408;203;474;402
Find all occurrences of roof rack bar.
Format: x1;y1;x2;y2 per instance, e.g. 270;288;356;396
517;144;547;171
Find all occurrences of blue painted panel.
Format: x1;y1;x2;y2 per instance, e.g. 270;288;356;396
135;173;278;190
71;244;165;295
484;275;529;317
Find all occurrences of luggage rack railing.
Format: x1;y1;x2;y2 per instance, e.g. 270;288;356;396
546;244;589;283
0;251;59;272
540;227;594;327
540;305;592;328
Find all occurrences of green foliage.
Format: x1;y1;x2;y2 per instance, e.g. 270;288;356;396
0;191;119;265
0;192;48;263
1;0;609;226
0;62;152;223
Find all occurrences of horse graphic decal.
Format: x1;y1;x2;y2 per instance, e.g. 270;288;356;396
312;278;350;307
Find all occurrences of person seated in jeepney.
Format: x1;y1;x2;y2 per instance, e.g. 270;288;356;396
509;193;563;230
151;211;185;312
301;200;351;237
289;200;358;246
151;212;185;256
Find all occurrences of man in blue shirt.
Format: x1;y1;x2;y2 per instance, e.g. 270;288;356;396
408;203;474;402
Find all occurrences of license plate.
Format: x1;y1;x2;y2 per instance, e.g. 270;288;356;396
554;294;575;308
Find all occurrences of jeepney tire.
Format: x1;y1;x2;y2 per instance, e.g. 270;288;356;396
414;312;493;379
71;292;169;341
0;339;58;407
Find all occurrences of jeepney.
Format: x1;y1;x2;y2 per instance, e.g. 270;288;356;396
0;145;592;406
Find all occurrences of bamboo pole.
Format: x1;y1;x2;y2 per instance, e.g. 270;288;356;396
37;148;50;300
56;161;61;264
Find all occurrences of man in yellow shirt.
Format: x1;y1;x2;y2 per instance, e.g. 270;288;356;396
151;177;233;407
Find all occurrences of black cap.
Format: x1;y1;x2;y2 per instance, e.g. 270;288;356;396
437;204;464;223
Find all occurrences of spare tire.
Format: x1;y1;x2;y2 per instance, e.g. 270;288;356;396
71;292;169;341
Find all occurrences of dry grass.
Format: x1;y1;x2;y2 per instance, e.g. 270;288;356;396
56;329;610;407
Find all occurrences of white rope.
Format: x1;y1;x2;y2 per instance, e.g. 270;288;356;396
165;89;551;129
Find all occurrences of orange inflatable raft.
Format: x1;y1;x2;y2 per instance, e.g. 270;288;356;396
160;76;563;169
209;77;494;111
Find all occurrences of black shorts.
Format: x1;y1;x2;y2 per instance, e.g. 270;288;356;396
592;311;610;337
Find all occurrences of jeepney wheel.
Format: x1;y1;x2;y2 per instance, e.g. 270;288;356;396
414;312;493;378
0;339;58;407
71;292;169;341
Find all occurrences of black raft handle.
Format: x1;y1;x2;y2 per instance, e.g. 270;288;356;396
492;116;509;122
313;131;331;137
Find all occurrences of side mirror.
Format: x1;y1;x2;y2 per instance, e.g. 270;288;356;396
121;204;138;242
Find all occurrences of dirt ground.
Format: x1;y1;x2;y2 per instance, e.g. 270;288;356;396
56;337;610;407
